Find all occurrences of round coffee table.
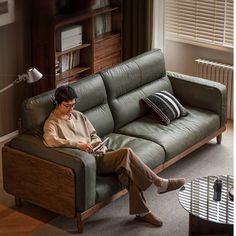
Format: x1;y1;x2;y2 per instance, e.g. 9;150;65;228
179;175;234;236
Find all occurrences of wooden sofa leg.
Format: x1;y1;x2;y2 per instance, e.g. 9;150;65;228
15;196;22;208
76;213;84;233
217;134;222;144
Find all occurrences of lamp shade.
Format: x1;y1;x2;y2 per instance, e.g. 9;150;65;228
26;68;43;83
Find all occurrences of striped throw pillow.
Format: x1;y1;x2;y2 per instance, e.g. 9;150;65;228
142;91;188;125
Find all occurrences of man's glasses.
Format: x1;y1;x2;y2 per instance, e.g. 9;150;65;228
62;103;76;109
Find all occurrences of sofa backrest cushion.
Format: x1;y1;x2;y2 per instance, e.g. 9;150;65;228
21;74;114;138
71;74;114;137
100;49;173;129
21;90;55;136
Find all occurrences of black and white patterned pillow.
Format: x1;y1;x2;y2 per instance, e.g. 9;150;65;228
142;91;188;125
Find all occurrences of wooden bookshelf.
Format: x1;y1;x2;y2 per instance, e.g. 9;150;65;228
31;0;123;95
56;67;91;82
55;44;91;57
92;6;120;16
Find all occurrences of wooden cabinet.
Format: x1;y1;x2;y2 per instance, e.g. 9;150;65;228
94;33;122;73
31;0;123;95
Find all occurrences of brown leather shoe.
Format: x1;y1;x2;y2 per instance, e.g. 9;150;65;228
159;178;186;194
136;212;163;227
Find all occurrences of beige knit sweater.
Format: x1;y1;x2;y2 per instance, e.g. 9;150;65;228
43;110;101;148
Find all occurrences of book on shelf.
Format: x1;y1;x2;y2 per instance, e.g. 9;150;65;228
60;54;69;72
104;13;111;33
95;12;111;37
58;51;80;73
95;15;104;36
56;25;82;51
72;51;80;67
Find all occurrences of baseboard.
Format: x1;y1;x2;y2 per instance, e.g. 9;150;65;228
0;130;19;144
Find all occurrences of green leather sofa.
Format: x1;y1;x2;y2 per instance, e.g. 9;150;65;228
2;49;227;232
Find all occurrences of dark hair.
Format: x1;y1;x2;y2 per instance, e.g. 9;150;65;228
54;85;77;106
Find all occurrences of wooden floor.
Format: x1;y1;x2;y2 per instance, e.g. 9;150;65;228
0;121;233;235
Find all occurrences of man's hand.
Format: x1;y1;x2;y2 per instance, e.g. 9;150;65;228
76;143;93;153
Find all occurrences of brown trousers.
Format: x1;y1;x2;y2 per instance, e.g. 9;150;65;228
96;147;162;214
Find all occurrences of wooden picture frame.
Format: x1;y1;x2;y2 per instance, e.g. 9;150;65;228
0;0;14;27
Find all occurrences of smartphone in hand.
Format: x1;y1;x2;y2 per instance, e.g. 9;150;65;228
93;137;109;152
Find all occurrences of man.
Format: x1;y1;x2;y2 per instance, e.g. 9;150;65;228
43;85;185;227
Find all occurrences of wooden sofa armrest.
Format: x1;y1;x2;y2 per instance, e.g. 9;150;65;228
2;146;76;217
5;134;97;212
167;71;227;126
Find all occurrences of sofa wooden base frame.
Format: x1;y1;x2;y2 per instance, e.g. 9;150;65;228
2;127;225;233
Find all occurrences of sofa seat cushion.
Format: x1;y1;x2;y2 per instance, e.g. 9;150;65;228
118;106;220;161
104;133;165;170
95;133;165;203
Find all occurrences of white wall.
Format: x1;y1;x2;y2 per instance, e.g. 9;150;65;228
164;40;233;76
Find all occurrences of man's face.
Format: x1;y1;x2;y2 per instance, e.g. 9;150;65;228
58;99;76;115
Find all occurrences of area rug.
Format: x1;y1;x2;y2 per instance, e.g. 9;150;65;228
29;128;233;236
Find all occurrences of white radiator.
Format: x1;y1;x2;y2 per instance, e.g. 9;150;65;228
195;59;234;120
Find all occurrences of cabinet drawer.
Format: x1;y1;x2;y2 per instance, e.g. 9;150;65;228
94;52;121;73
94;34;121;61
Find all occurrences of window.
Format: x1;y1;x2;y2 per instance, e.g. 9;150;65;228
165;0;233;51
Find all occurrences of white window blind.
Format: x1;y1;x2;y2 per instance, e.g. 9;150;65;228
165;0;233;50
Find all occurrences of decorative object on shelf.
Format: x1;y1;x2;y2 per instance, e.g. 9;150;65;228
228;187;234;201
0;68;43;94
56;25;82;52
0;0;14;27
213;177;222;201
